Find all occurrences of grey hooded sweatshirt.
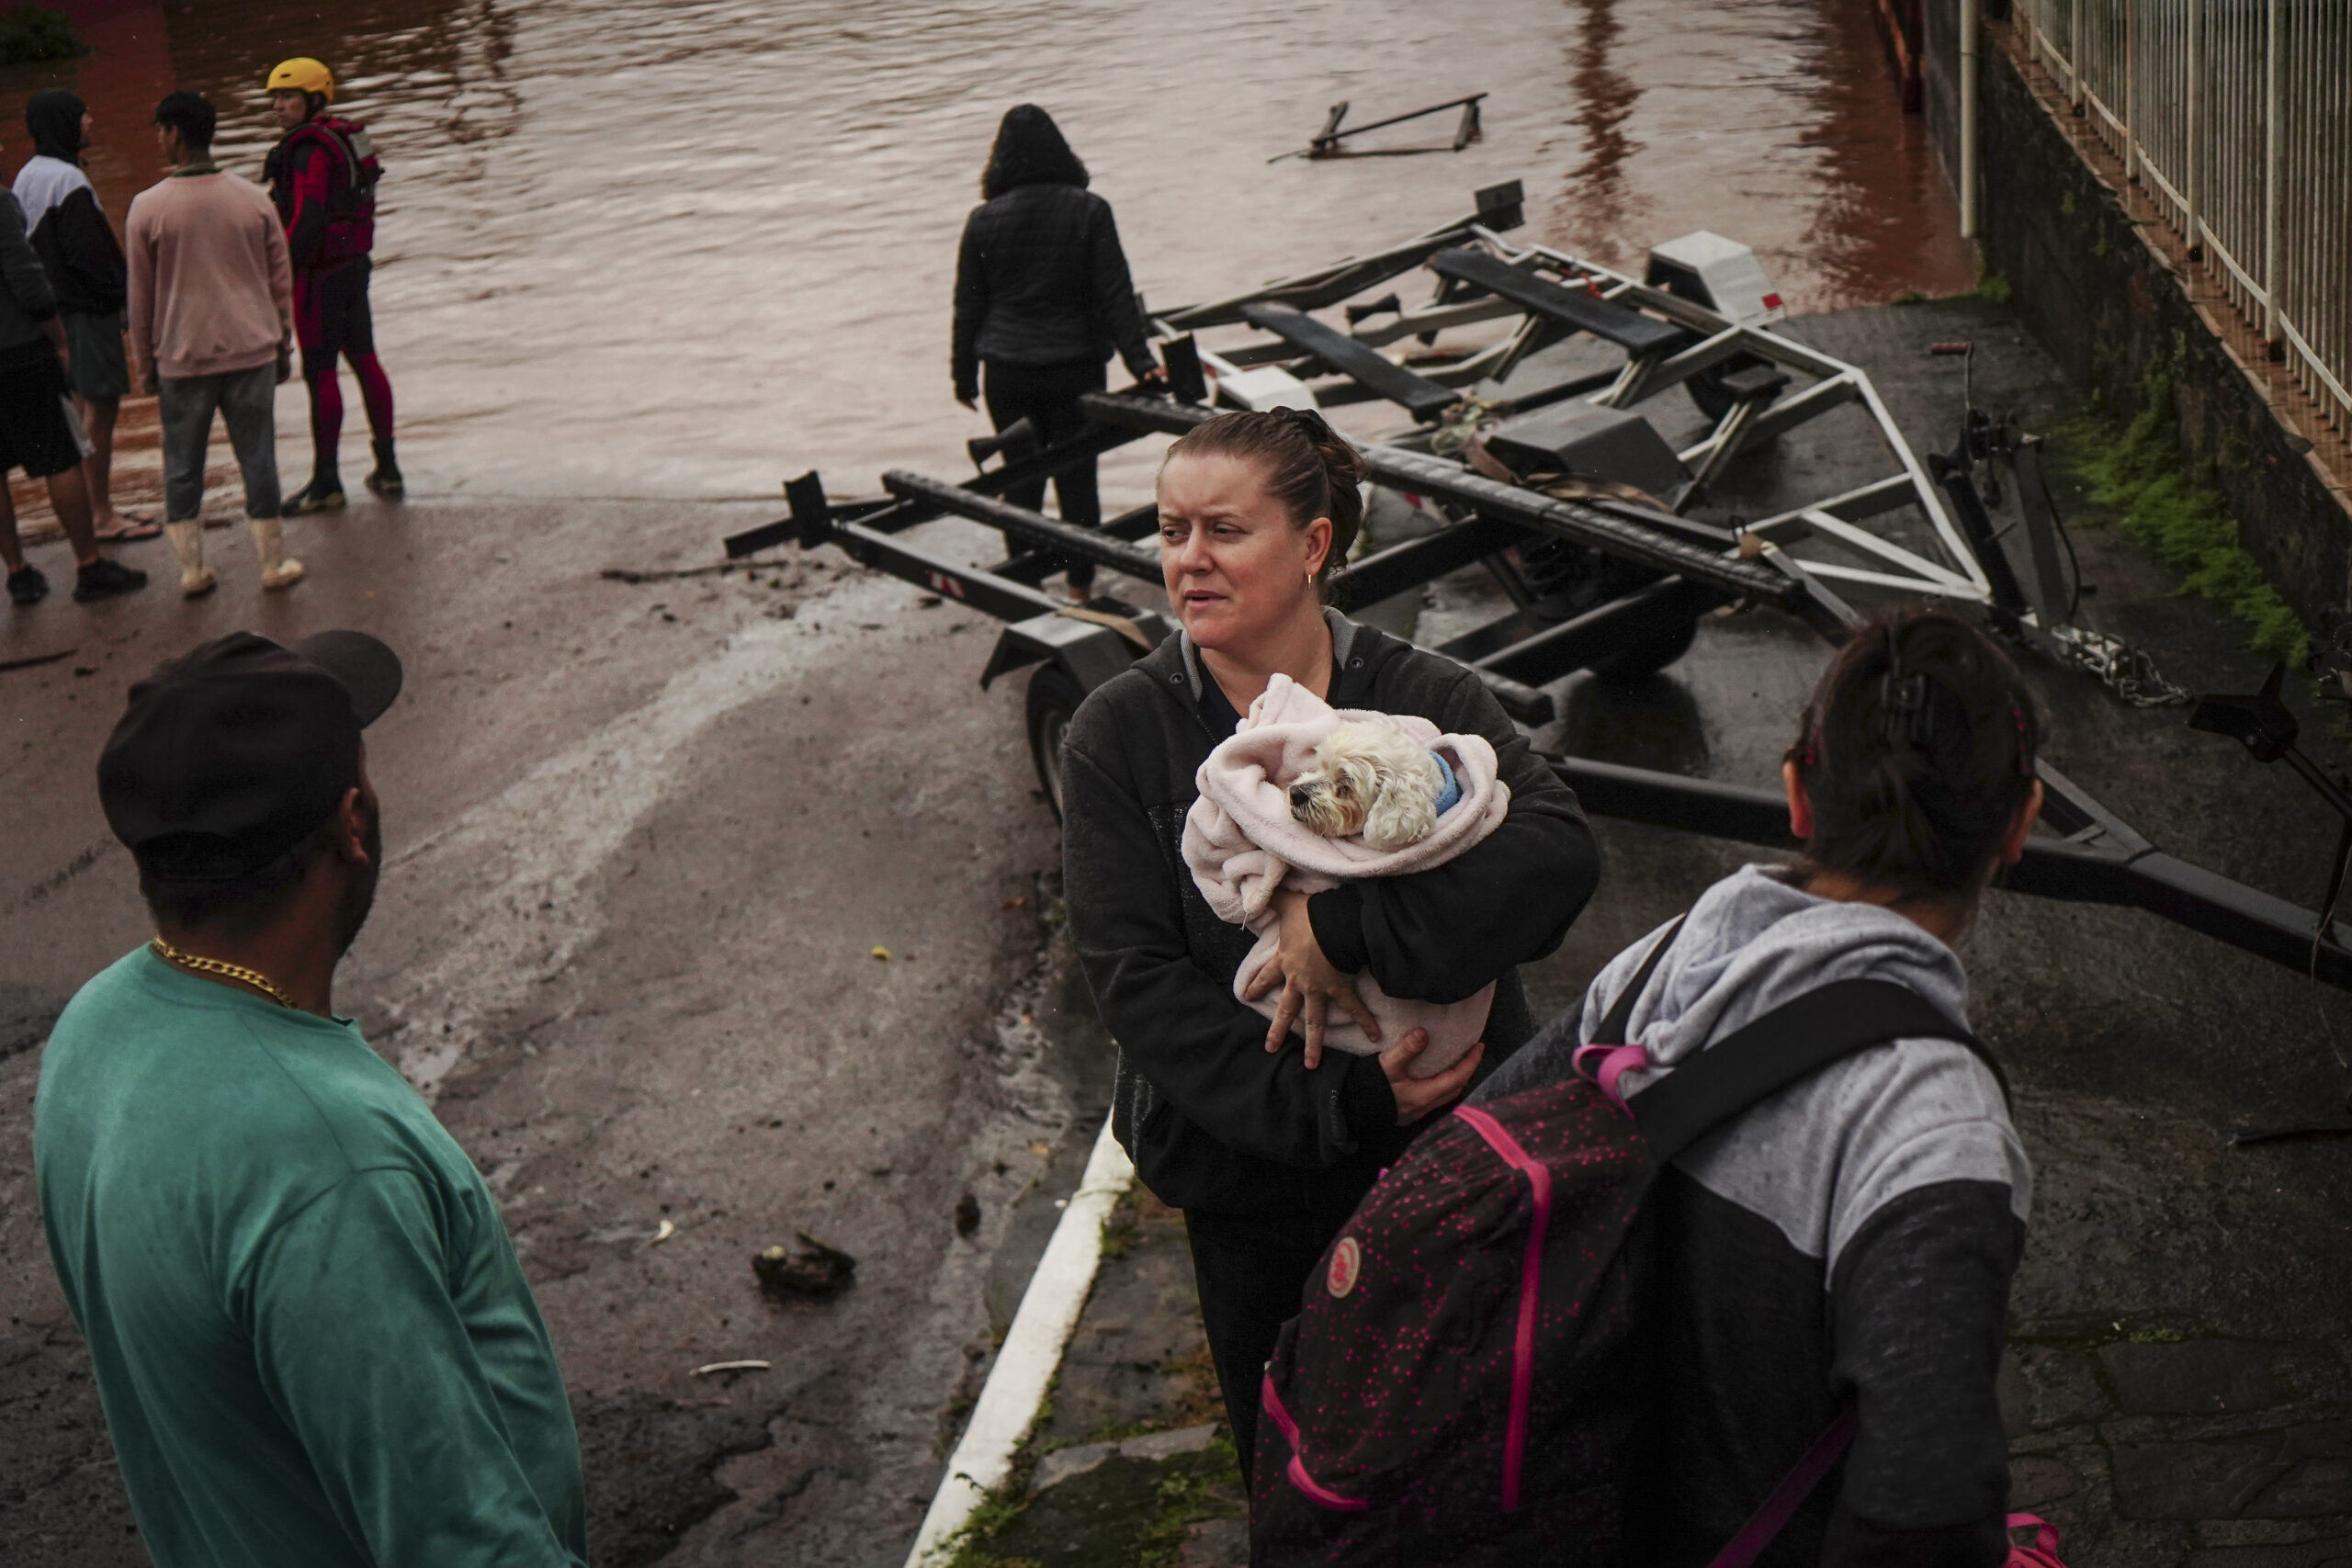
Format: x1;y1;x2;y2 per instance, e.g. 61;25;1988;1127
1476;864;2030;1568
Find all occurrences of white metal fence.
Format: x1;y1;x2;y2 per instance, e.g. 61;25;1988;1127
2016;0;2351;431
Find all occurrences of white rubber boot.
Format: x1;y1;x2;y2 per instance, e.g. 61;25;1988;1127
250;516;304;591
165;520;216;598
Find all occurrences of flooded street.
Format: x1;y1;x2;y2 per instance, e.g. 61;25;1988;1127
1;0;1967;500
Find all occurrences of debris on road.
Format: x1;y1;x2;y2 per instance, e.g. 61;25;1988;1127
690;1359;771;1377
870;945;890;961
1269;92;1487;164
753;1233;857;1301
650;1218;675;1245
956;1190;980;1236
0;647;74;673
599;559;775;584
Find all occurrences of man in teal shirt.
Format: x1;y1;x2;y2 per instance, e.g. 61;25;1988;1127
37;629;589;1566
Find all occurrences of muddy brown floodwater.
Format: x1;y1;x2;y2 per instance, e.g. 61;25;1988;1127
2;0;1968;503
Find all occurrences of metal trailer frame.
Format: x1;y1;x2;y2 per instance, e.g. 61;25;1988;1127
1148;183;2152;696
722;190;2352;1095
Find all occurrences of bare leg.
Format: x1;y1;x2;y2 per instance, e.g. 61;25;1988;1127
78;394;131;533
44;463;102;569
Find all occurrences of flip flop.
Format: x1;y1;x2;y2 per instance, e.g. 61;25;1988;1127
93;517;162;543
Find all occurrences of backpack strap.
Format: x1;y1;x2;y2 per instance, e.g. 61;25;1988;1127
1589;916;1687;1047
1634;977;2005;1164
1702;1404;1858;1568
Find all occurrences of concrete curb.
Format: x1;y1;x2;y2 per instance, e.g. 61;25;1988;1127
903;1114;1136;1567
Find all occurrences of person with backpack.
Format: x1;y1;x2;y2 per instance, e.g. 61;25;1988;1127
17;89;156;544
264;57;400;513
0;121;146;606
1251;607;2041;1567
951;104;1164;604
1059;406;1601;1491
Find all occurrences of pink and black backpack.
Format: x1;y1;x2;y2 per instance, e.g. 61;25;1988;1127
1251;920;2041;1567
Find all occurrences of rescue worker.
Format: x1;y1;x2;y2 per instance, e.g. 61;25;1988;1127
262;57;400;514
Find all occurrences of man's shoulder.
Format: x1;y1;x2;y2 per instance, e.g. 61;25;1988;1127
214;171;277;209
44;954;446;1177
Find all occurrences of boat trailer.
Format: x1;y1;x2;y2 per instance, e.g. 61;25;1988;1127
723;186;2352;1124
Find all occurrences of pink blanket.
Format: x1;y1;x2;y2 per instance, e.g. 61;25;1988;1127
1182;673;1510;1077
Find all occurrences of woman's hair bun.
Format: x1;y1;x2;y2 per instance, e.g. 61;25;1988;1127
1787;608;2041;906
1161;407;1367;596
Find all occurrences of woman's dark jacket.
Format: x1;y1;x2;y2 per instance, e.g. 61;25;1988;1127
952;183;1154;403
1061;613;1603;1221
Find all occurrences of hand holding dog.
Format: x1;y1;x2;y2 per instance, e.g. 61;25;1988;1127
1381;1030;1484;1123
1249;886;1381;1066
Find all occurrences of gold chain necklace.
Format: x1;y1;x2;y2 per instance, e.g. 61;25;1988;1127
149;937;300;1010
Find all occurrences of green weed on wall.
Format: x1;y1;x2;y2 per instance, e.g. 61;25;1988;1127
2062;374;2309;665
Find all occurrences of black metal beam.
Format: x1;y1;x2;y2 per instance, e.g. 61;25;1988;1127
1428;247;1684;355
1549;755;2352;993
1478;576;1726;686
1329;514;1528;609
880;471;1163;585
724;422;1148;558
1080;393;1801;613
1159;192;1518;331
1931;455;2032;624
988;502;1159;582
1238;303;1462;422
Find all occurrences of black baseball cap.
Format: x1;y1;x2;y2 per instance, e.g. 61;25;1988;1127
98;630;402;882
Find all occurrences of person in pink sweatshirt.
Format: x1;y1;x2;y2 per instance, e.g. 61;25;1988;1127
126;91;300;596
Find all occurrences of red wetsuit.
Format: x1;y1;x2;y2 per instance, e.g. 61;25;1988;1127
276;130;392;491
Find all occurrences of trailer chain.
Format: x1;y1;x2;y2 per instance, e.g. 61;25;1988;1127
2049;623;2191;708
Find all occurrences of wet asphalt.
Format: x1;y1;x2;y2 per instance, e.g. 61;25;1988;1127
2;296;2349;1568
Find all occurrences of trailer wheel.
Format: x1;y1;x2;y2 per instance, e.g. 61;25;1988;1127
1026;665;1087;822
1593;616;1700;682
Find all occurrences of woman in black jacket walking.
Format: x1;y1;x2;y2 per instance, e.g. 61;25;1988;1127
952;105;1161;602
1060;408;1602;1487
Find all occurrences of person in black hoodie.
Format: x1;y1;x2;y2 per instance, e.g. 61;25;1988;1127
1061;408;1600;1487
16;89;150;543
951;105;1162;603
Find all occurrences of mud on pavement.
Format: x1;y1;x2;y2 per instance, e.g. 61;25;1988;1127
0;496;1116;1567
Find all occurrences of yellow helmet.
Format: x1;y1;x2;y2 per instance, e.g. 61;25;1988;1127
266;58;334;103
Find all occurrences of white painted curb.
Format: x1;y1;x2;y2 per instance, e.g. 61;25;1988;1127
903;1114;1136;1567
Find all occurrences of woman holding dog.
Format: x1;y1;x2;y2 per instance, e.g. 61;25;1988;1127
1059;407;1601;1484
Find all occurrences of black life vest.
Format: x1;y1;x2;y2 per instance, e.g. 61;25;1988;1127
265;116;382;263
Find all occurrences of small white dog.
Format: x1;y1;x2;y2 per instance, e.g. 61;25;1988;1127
1287;718;1463;850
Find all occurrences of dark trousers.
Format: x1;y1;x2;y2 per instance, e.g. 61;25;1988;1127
982;357;1106;589
1184;1196;1361;1491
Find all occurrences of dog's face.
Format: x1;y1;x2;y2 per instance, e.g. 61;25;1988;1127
1289;720;1444;850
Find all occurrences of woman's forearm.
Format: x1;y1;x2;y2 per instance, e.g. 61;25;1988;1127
1064;743;1397;1167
